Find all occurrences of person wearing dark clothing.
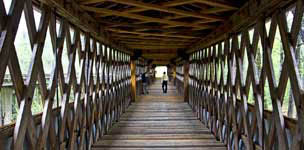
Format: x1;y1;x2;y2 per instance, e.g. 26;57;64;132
162;72;168;93
141;73;149;94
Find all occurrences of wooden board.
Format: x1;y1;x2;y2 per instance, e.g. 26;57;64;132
92;81;226;150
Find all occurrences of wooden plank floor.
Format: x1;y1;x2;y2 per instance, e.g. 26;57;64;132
92;80;226;150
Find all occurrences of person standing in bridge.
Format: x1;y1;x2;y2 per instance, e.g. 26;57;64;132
162;72;168;93
141;72;149;94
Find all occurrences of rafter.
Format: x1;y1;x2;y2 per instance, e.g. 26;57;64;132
106;26;206;34
119;40;192;44
140;49;178;53
81;6;215;28
96;0;197;17
163;19;220;29
121;41;188;46
128;44;186;49
160;0;196;7
79;0;107;5
152;60;171;65
134;15;220;26
202;7;232;14
142;53;177;58
113;35;194;42
193;0;238;10
107;28;198;39
102;0;224;21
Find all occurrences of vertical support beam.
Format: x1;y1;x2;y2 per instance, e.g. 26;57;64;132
184;60;189;102
173;65;176;86
131;59;136;102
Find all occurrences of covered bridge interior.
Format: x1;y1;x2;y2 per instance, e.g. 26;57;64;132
0;0;304;149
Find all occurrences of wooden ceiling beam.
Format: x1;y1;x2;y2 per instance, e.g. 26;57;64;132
121;39;191;43
97;0;226;18
111;33;190;39
188;0;294;53
193;0;238;10
113;36;193;42
163;19;219;28
134;15;220;26
81;6;214;28
142;53;177;58
202;7;232;14
79;0;107;5
99;20;167;29
152;60;171;65
128;45;185;49
34;0;130;54
121;42;188;46
104;0;224;20
107;28;198;39
140;49;178;53
120;39;192;44
194;0;239;10
118;0;196;13
106;26;203;34
161;0;196;7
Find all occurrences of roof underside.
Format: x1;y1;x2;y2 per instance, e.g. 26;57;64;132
78;0;247;64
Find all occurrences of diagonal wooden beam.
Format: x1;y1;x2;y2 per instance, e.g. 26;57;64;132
163;19;220;29
96;0;232;22
121;41;188;46
107;28;198;39
112;35;194;42
152;60;171;65
202;7;233;14
123;0;196;13
142;53;177;58
79;0;107;5
81;5;215;28
161;0;197;7
101;0;224;21
128;44;186;49
97;0;224;20
105;25;195;33
187;0;292;53
193;0;239;10
93;0;197;18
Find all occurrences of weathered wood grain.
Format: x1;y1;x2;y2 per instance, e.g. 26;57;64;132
92;81;224;150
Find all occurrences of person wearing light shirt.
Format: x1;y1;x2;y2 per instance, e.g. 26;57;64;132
162;72;168;93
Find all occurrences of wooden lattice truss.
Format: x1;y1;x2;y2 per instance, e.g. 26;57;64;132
0;0;132;149
78;0;244;51
188;0;304;149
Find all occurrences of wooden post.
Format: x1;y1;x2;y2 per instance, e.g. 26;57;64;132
173;65;176;86
131;59;136;102
183;60;189;102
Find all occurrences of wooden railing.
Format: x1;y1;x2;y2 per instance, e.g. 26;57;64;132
0;0;132;149
187;0;304;149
